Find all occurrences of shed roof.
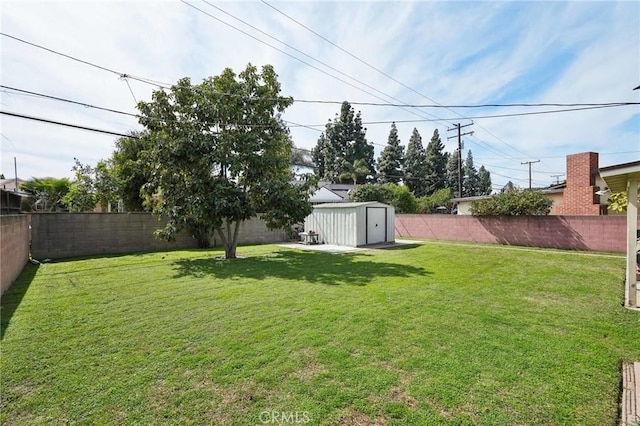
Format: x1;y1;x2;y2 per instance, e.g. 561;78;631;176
313;201;391;209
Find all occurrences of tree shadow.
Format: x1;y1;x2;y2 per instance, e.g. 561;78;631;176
477;216;590;251
1;263;39;340
375;243;423;251
171;249;431;286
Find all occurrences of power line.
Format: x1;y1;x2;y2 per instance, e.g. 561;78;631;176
0;32;171;89
184;0;447;126
1;111;137;138
258;1;554;166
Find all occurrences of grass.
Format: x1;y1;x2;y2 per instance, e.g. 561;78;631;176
1;241;638;425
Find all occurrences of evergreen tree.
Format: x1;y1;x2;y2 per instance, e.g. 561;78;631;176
424;129;448;195
404;128;427;196
313;102;375;183
346;110;376;182
377;122;403;184
446;149;461;198
463;150;481;197
478;165;492;195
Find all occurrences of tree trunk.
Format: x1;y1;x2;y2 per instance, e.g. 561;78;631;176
216;219;242;259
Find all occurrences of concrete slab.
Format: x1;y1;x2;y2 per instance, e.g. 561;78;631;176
622;361;640;426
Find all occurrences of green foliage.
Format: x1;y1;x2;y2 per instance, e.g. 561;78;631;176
470;189;553;216
20;177;71;212
377;122;403;184
339;159;370;184
404;128;427;196
110;131;152;211
137;64;313;258
62;158;117;212
607;191;640;213
463;150;480;197
424;129;447;195
446;149;461;198
478;165;492;195
312;101;375;183
351;183;417;213
417;187;453;214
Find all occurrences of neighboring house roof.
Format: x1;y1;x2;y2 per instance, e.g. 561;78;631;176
0;178;26;190
310;186;345;203
313;201;391;209
309;183;355;203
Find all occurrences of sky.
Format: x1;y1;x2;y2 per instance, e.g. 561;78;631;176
1;0;639;191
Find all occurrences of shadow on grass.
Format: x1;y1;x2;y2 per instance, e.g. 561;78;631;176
172;249;430;286
1;263;39;340
376;243;423;251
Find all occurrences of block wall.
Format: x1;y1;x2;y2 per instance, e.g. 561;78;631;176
1;215;30;294
30;213;289;260
396;214;634;253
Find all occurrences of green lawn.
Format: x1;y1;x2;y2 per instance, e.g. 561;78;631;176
1;242;638;425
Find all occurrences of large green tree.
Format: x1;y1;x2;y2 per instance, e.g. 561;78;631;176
478;165;492;196
110;131;152;211
446;149;461;198
312;101;375;183
377;122;403;184
424;129;448;196
404;128;427;196
63;158;117;212
137;64;313;259
463;150;481;197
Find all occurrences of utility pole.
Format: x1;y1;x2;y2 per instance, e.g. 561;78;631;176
551;174;564;185
447;122;474;197
521;160;540;189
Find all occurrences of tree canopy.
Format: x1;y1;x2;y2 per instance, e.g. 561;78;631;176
424;129;448;195
404;128;427;197
136;64;313;258
377;122;403;184
312;101;375;183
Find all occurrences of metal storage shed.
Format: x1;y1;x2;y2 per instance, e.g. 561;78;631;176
304;202;395;247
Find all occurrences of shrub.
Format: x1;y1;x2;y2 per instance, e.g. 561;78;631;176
470;189;552;216
417;188;453;214
351;183;418;213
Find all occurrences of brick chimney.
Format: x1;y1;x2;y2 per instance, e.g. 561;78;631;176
556;152;601;215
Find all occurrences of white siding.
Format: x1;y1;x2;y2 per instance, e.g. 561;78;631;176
305;207;357;246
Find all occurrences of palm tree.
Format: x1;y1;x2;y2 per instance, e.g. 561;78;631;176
339;159;369;184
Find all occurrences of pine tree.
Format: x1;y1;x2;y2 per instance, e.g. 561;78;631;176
463;150;480;197
313;102;375;183
377;122;403;184
404;128;427;196
446;149;461;198
478;165;492;195
346;110;375;182
424;129;448;195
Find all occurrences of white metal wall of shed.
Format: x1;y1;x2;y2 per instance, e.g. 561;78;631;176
304;207;358;246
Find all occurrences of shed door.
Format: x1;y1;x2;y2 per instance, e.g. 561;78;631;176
366;207;387;245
